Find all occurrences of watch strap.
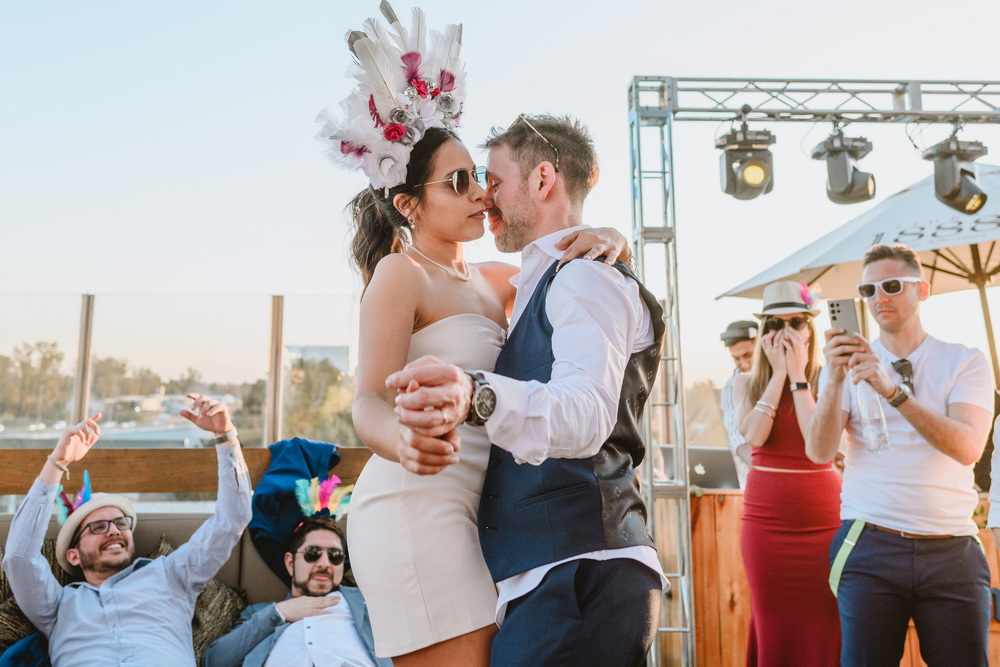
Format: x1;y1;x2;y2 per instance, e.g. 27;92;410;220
887;385;911;408
213;428;239;445
465;372;491;426
790;381;810;392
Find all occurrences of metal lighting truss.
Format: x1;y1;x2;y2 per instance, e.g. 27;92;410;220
627;77;1000;666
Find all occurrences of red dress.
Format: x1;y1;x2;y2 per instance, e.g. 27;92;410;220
741;386;842;666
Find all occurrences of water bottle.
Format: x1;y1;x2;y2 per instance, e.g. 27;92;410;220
856;381;891;452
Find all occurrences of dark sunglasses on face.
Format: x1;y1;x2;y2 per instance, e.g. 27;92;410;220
856;276;921;299
74;515;133;545
417;166;488;196
763;316;810;333
297;546;346;565
891;358;914;394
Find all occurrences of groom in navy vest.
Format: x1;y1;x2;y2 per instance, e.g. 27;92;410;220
387;114;666;667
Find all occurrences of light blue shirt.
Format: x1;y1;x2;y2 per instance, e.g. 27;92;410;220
2;445;252;667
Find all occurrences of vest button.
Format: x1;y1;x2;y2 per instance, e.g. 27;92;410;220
490;457;501;467
484;525;498;531
602;511;610;520
488;494;498;500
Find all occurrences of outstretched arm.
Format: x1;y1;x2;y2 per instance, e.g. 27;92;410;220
1;415;101;636
554;226;630;267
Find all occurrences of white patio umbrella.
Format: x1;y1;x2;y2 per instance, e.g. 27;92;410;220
720;165;1000;384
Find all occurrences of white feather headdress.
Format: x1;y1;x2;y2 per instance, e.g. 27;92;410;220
317;1;466;191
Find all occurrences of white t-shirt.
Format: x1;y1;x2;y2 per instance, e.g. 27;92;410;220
820;335;992;536
264;592;375;667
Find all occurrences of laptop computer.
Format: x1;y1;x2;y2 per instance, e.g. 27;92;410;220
656;445;741;490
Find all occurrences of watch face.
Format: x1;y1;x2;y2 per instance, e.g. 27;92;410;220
476;387;497;419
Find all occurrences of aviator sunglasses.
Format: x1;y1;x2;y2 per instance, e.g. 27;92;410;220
856;276;921;299
417;166;488;196
763;316;810;333
892;358;914;394
296;546;347;565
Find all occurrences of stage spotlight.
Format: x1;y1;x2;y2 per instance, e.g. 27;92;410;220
922;136;988;214
716;122;776;200
811;131;875;204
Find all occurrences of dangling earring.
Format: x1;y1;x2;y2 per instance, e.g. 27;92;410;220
407;215;416;227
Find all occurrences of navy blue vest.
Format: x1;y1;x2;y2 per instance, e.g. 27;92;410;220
478;259;665;581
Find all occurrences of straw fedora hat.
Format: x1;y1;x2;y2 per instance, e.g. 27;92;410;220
754;281;821;318
56;493;137;576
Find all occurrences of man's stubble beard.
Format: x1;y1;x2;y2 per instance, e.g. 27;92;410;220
494;184;536;253
78;542;134;577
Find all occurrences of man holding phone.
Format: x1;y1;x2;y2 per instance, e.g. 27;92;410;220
806;243;994;666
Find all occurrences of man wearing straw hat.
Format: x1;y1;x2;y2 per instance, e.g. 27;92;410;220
2;393;252;667
807;243;994;666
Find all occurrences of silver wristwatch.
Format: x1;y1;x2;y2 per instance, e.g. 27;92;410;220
465;372;497;426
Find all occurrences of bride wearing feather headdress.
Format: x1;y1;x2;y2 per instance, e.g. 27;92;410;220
316;3;627;664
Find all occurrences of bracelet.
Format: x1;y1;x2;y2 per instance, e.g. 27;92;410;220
47;455;70;480
753;405;775;419
756;399;777;411
213;428;239;445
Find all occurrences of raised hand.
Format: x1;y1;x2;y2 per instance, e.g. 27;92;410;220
761;331;787;377
783;326;810;381
179;393;235;435
52;413;102;464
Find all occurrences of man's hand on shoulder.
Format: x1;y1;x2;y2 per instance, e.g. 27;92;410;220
275;596;340;624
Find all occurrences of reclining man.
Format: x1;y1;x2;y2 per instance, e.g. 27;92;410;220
2;393;252;666
201;515;390;667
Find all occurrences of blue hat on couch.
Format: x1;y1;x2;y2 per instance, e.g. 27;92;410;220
248;438;340;585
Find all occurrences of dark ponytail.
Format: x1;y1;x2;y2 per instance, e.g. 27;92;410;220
346;127;459;291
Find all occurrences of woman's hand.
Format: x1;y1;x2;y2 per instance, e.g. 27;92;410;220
761;331;787;377
783;326;810;381
554;227;630;267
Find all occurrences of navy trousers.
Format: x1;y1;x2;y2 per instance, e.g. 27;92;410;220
829;520;990;667
491;558;660;667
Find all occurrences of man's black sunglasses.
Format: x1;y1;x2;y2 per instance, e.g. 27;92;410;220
296;546;346;565
892;358;914;395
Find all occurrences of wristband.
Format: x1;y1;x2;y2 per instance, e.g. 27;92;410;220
47;455;70;480
213;428;239;445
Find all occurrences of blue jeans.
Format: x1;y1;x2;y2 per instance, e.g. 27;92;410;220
829;520;990;667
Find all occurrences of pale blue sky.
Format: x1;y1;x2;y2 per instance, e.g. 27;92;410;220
4;0;1000;385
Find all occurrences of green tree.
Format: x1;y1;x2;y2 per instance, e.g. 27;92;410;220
13;342;70;422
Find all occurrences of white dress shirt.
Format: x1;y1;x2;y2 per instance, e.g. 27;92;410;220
479;226;668;624
264;591;375;667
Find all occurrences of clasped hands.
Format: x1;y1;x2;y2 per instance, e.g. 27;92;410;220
760;327;810;381
823;329;895;398
386;356;474;475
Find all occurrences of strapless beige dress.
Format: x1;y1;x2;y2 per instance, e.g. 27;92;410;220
348;314;504;657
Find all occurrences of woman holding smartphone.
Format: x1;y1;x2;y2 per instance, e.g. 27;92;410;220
732;281;841;666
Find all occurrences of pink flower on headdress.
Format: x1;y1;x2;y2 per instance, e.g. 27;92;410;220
383;124;407;142
411;80;430;98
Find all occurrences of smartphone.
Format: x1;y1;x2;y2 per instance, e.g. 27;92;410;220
828;298;862;338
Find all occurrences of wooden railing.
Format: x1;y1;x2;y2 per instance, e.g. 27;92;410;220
0;446;373;495
691;490;1000;667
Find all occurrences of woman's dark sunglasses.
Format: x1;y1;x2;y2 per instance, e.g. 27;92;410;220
763;316;810;333
417;166;488;196
296;546;346;565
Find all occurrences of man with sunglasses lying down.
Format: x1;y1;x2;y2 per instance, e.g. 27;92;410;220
806;243;994;667
201;515;390;667
2;394;252;667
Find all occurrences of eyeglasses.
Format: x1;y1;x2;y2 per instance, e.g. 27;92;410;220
856;276;921;299
417;166;488;196
509;114;560;172
763;316;810;333
891;358;914;394
74;515;133;545
296;546;346;565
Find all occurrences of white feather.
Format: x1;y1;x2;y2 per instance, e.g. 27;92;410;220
347;32;400;119
379;1;408;53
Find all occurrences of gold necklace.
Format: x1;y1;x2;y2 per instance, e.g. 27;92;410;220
408;245;471;281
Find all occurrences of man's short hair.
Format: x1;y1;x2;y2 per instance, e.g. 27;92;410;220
287;515;345;555
862;244;923;277
482;114;599;205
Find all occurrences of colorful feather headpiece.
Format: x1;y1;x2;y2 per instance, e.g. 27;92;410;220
55;470;92;525
294;475;353;522
316;1;467;192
